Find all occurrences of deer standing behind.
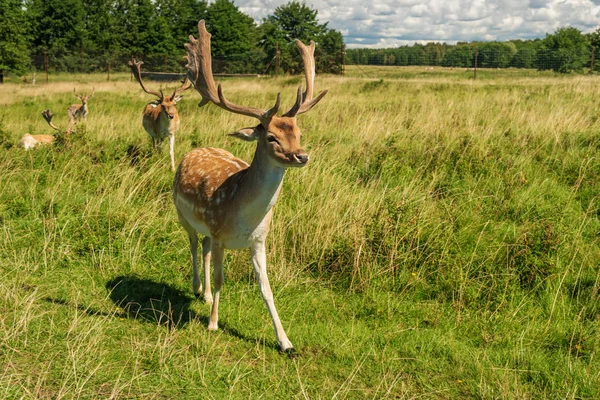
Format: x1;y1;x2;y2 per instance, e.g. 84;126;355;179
67;88;95;122
173;21;327;353
128;59;191;171
18;110;75;150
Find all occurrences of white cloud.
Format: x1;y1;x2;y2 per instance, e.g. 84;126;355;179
235;0;600;48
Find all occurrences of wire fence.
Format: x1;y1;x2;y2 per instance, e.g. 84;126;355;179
15;45;599;84
24;44;344;82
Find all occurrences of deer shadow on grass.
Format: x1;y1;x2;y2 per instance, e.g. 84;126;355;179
106;275;200;329
105;275;276;349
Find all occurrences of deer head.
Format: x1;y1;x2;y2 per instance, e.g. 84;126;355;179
73;88;95;104
128;58;192;120
184;20;327;168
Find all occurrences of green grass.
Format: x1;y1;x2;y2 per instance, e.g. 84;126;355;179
1;68;599;398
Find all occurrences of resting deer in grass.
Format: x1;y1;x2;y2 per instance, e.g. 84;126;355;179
173;20;327;353
18;110;75;150
128;58;191;171
67;88;95;121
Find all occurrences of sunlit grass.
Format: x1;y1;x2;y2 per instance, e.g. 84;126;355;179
0;69;599;398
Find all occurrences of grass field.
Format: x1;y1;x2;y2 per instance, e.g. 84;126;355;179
1;66;599;398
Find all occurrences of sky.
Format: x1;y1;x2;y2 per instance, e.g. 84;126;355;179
235;0;600;48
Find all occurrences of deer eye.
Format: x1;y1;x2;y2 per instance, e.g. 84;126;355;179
267;135;278;143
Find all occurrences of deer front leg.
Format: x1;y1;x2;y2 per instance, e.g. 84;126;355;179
251;242;293;352
168;133;175;171
208;243;224;331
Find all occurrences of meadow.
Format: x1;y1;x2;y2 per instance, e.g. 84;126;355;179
1;65;599;398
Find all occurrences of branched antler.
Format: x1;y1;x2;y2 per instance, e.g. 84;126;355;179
185;20;280;124
42;109;75;135
129;57;192;100
283;40;328;117
128;58;162;98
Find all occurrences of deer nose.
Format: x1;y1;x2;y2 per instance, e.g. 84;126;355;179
295;152;309;164
167;114;174;120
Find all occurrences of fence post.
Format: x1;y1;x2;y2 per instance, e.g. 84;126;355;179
44;48;49;83
341;45;346;76
590;47;595;74
474;46;478;80
275;43;280;75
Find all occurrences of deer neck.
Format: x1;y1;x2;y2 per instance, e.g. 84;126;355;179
238;141;286;220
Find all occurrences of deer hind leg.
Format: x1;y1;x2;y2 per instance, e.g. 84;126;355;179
208;243;224;331
201;236;213;305
251;242;293;352
177;210;209;302
188;232;201;295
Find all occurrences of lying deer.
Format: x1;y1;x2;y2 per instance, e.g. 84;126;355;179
67;88;95;121
173;21;327;353
18;110;75;150
128;59;191;171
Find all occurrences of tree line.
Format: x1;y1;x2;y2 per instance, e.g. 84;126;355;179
0;0;345;79
346;27;600;73
2;0;599;80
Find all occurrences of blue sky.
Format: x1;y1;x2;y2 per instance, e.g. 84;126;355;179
236;0;600;48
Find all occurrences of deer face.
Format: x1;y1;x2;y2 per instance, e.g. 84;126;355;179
160;95;182;120
229;116;309;168
75;89;94;104
264;116;308;167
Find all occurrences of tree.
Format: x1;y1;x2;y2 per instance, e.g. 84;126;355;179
442;44;473;68
260;1;344;74
205;0;256;57
0;0;30;81
536;27;590;73
203;0;260;73
27;0;87;71
154;0;207;54
589;27;600;73
477;42;516;68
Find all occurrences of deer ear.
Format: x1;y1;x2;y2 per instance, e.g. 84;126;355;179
228;127;258;142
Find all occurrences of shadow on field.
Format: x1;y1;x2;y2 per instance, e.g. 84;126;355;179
105;275;272;348
106;275;200;329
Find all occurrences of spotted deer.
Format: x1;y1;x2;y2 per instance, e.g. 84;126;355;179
18;110;75;150
67;88;95;121
173;20;327;353
128;58;191;171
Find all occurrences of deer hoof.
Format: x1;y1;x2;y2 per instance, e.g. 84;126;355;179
283;347;297;359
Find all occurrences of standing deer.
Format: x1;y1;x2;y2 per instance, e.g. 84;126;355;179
18;110;75;150
128;58;191;171
173;20;327;353
67;88;95;121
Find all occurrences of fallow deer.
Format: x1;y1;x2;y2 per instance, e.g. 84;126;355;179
67;88;95;121
128;58;191;171
173;20;327;353
18;110;75;150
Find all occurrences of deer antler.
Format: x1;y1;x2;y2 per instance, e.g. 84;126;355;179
169;76;192;100
283;40;328;117
73;87;95;100
42;109;76;135
42;109;60;132
128;58;163;98
185;20;280;124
